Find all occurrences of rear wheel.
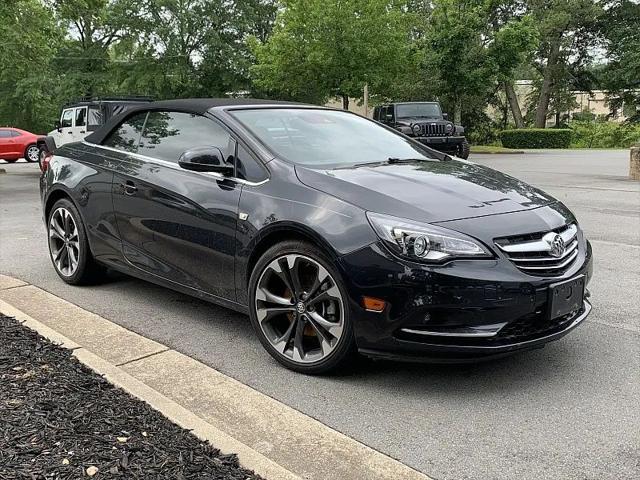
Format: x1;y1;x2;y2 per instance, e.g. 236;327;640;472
248;241;355;374
25;144;39;163
47;198;104;285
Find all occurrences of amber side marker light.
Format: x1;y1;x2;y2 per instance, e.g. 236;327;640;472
362;296;386;312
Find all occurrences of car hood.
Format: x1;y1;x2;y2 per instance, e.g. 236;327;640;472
396;116;446;125
295;159;557;223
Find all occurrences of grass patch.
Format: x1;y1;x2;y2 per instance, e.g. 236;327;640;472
470;145;525;154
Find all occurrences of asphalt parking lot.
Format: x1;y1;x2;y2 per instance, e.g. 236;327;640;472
1;150;638;480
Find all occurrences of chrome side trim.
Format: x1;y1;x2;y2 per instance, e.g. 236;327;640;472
83;141;270;187
400;323;506;338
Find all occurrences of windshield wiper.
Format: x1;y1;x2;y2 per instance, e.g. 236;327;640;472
387;157;432;164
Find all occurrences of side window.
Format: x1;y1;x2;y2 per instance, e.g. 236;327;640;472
61;109;74;128
235;143;268;182
103;112;148;152
373;107;379;121
88;106;103;127
75;107;87;127
11;130;23;137
386;106;395;122
137;111;232;163
0;130;11;138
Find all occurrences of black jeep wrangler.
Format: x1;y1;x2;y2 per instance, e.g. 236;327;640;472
373;102;470;159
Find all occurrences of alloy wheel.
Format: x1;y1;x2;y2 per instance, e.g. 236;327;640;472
48;207;80;277
255;254;345;364
26;146;39;163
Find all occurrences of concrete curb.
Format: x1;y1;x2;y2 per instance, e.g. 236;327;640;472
0;275;432;480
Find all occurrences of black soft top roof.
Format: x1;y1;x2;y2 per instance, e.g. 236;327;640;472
85;97;303;144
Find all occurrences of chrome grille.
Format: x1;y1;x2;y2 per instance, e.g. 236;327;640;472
419;123;446;136
495;224;579;276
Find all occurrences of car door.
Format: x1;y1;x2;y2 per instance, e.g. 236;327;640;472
73;107;88;142
0;130;13;157
111;110;242;301
57;108;75;146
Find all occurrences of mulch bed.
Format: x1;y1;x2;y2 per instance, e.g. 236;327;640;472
0;313;262;479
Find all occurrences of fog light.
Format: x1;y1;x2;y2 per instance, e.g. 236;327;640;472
363;296;386;312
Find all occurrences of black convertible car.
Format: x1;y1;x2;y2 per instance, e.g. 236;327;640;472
40;98;593;373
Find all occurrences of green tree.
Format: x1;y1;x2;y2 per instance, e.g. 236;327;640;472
527;0;602;127
250;0;413;109
0;0;63;132
600;0;640;122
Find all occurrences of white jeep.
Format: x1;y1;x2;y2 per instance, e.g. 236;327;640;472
46;97;152;149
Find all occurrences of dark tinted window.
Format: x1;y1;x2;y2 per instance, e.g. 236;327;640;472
11;130;22;137
75;107;87;127
235;143;268;182
0;130;11;138
396;103;441;119
103;112;147;152
137;111;232;163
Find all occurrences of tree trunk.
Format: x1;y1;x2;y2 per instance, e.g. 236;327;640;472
341;95;349;110
505;81;525;128
535;39;561;128
453;98;462;125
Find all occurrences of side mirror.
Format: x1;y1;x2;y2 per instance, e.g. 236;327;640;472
442;113;449;120
55;121;62;132
178;146;234;175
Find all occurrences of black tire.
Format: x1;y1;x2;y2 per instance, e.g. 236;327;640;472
47;198;105;285
248;240;356;374
458;139;470;159
38;145;48;169
24;144;40;163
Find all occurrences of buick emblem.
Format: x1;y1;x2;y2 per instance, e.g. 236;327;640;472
296;301;306;314
548;234;566;258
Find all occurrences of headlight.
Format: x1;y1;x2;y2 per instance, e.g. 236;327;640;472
412;124;421;135
396;125;412;135
445;123;453;134
366;212;492;263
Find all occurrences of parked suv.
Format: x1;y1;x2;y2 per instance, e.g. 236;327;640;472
374;102;470;159
46;97;152;150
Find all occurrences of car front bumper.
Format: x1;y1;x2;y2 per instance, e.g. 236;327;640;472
415;135;465;148
337;240;593;362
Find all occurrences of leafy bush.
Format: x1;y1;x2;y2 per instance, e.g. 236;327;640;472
569;121;640;148
499;129;573;149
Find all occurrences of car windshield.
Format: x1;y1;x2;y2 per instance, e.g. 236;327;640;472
396;103;441;119
230;108;437;167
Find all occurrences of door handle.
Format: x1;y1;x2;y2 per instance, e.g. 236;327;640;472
80;130;85;134
120;181;138;196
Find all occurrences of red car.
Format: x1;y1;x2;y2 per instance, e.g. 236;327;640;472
0;128;43;163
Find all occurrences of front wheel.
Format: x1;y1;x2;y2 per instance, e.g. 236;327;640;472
25;144;40;163
248;241;355;374
457;140;470;159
